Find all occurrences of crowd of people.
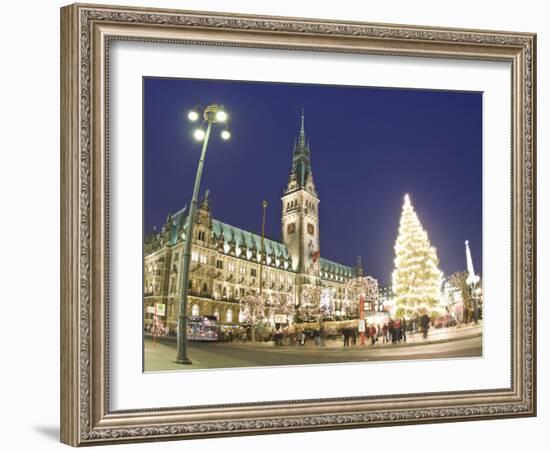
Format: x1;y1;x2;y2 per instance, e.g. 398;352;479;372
341;320;407;347
268;314;435;348
148;313;436;346
339;314;434;347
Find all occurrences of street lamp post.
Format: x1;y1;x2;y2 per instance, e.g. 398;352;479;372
259;200;268;296
175;104;230;364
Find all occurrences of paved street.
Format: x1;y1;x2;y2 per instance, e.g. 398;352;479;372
144;325;482;371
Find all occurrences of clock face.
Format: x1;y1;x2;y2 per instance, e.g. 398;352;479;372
287;223;296;234
307;223;315;235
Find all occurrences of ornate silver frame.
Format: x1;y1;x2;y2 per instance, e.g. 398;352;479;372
60;3;536;446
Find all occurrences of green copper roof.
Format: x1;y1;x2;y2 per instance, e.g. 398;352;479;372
320;257;354;278
212;220;291;261
155;203;353;279
162;207;293;269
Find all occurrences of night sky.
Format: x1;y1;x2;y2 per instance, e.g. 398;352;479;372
144;77;482;286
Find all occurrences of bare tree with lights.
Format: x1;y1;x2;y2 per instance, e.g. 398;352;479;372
239;293;266;342
267;291;295;320
296;285;332;330
346;276;380;316
392;194;443;319
448;270;472;322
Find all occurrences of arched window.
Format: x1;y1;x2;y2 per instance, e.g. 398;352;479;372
191;304;199;316
202;282;208;294
213;308;219;320
226;308;233;323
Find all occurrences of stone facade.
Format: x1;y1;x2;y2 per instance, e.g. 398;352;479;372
144;113;357;332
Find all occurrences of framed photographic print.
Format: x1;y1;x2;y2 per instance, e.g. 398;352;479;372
60;3;537;446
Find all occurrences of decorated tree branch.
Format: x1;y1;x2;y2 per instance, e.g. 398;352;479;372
239;293;266;341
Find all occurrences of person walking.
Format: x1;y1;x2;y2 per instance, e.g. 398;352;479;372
342;327;350;347
389;320;395;344
314;328;321;346
370;324;377;345
421;314;430;339
394;319;402;343
382;323;388;343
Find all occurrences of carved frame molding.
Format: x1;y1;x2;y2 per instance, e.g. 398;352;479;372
60;3;536;446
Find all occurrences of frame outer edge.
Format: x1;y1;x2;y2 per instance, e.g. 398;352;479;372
527;33;536;416
61;3;81;447
532;33;537;417
61;2;537;445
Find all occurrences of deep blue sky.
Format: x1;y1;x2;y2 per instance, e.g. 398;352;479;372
144;77;482;286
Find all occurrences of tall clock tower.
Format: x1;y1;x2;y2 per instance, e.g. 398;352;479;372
281;111;321;285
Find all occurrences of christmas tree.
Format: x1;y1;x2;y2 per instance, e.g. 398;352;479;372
392;194;443;318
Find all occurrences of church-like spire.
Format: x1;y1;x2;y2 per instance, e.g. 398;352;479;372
290;109;312;189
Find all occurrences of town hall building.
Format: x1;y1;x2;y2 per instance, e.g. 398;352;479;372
144;113;359;332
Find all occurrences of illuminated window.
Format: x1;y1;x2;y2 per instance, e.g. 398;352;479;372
199;254;207;264
228;263;235;272
226;309;233;323
191;304;199;316
191;252;198;262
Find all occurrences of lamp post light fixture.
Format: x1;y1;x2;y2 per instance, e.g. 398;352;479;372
187;110;199;122
175;104;230;365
